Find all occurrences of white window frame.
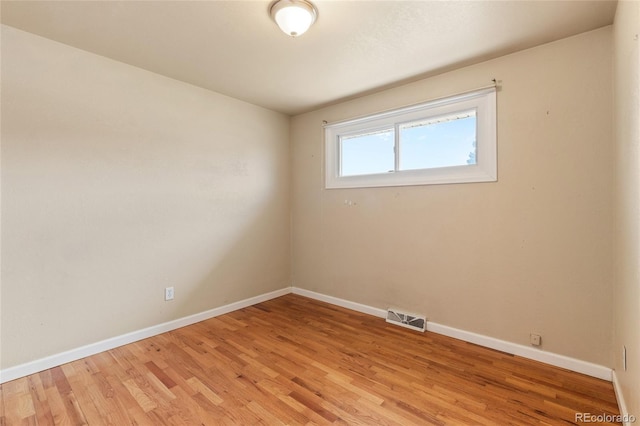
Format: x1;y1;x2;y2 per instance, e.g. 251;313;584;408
324;87;497;189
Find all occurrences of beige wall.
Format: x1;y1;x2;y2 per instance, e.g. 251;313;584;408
292;27;613;366
613;0;640;416
1;14;625;386
0;25;290;368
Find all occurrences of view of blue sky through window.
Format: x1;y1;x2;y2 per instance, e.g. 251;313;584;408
340;112;476;177
341;129;394;176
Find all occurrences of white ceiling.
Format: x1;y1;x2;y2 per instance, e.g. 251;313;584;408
1;1;617;115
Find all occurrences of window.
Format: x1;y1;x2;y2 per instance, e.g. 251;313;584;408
324;87;496;189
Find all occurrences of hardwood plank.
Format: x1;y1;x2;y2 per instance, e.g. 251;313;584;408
122;379;157;413
3;392;35;425
185;377;223;406
1;294;621;425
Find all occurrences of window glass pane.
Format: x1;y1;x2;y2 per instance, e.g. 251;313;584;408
399;111;476;171
324;87;496;188
340;129;394;176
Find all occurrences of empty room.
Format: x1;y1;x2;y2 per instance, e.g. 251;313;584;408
1;0;638;424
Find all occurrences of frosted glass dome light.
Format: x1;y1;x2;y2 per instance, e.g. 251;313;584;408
270;0;318;37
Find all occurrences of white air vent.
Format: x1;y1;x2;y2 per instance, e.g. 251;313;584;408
386;309;426;332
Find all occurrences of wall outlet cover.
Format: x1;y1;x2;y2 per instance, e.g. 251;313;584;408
165;287;175;301
530;333;542;346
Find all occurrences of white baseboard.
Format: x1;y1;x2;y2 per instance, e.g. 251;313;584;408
2;286;613;385
612;370;632;425
291;287;612;381
292;287;388;318
426;322;611;381
0;287;291;384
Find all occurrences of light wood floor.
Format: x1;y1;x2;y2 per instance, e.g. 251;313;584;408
1;294;620;425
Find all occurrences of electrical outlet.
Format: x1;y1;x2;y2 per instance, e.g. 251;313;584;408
165;287;174;301
530;333;542;346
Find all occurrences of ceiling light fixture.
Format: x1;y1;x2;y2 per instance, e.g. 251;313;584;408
269;0;318;37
